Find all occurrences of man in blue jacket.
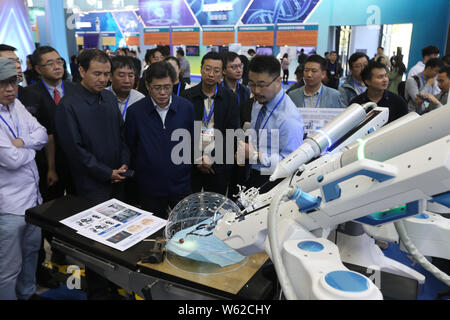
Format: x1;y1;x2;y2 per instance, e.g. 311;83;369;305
125;61;195;218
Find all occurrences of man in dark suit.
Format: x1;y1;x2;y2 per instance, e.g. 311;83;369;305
183;52;240;196
28;46;78;201
125;61;195;218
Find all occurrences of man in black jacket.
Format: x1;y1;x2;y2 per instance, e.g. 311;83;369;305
326;51;343;89
182;52;240;196
55;49;130;203
351;60;408;124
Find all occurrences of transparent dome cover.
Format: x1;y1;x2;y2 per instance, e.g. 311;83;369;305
164;192;248;275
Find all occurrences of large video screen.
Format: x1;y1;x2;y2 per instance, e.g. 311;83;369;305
297;46;317;56
186;45;200;56
256;46;273;56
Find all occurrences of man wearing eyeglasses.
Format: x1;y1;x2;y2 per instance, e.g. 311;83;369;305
0;57;48;300
222;51;251;199
183;51;240;196
0;45;48;112
339;52;369;107
221;52;251;105
27;46;78;201
125;61;194;218
236;55;304;193
0;44;64;289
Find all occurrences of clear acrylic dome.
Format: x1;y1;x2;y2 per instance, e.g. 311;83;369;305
164;192;248;275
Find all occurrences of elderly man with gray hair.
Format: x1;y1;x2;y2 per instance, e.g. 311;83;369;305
0;57;48;300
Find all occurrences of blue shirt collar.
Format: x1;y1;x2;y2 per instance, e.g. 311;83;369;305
265;88;284;110
42;79;62;92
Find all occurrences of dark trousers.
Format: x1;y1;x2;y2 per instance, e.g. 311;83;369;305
282;69;289;83
139;193;190;219
36;163;75;285
191;167;231;197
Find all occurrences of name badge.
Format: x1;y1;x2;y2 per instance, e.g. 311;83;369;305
330;71;335;75
201;126;214;138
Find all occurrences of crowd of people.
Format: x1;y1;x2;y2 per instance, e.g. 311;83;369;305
1;41;449;300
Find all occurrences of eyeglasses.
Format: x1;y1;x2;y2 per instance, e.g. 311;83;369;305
0;76;20;88
202;66;222;75
228;63;244;71
150;84;172;92
248;76;279;89
40;59;64;68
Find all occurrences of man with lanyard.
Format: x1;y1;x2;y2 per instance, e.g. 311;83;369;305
221;51;251;106
165;56;186;96
183;51;240;196
405;58;444;114
107;56;145;120
236;55;304;193
0;57;48;300
288;55;344;109
339;52;369;107
351;60;408;124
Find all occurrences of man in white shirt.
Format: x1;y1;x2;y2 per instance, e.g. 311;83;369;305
0;58;48;300
408;45;440;79
107;56;145;120
405;58;444;114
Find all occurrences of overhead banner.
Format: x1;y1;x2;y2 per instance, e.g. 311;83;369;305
139;0;196;26
75;32;84;46
202;26;235;46
143;27;170;45
111;11;140;34
101;32;117;46
276;24;319;46
74;12;125;49
172;26;201;45
186;0;251;26
237;25;274;46
241;0;320;24
124;32;140;46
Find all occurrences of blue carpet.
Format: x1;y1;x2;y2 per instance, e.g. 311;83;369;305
39;283;87;300
383;243;449;300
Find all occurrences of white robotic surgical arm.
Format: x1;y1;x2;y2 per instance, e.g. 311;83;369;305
214;105;450;299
